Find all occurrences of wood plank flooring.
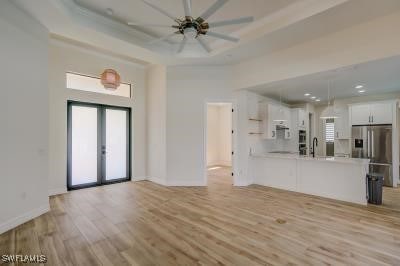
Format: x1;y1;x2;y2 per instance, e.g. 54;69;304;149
1;167;400;265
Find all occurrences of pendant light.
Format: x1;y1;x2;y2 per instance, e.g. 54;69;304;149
273;88;287;122
101;69;121;90
320;80;339;119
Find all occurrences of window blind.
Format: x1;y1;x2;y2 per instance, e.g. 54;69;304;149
325;119;335;142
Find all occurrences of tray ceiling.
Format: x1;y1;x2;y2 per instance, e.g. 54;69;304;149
74;0;298;42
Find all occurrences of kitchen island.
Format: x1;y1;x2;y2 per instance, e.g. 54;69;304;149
249;153;370;205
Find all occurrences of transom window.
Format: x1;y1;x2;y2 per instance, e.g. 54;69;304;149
66;72;131;98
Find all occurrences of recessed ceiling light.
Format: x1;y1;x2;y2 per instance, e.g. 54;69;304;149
358;89;366;93
315;99;321;102
304;93;310;96
355;85;364;89
311;96;316;99
106;8;114;16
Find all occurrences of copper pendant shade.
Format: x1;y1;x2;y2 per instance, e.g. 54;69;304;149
101;69;120;90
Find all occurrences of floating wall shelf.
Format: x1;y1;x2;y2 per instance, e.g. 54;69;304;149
248;118;263;122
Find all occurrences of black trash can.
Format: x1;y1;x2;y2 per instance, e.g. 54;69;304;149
366;173;384;205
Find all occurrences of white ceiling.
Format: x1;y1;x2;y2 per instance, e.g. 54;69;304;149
12;0;400;65
72;0;298;56
74;0;297;40
248;55;400;104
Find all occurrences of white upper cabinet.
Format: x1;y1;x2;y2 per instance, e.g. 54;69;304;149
298;109;307;129
370;102;392;124
334;106;350;139
260;103;277;139
290;108;307;130
350;102;393;125
350;104;370;125
261;103;292;139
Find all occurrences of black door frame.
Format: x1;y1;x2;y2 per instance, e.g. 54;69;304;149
67;101;131;190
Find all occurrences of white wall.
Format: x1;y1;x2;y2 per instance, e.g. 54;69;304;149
146;65;167;185
219;104;233;166
49;40;147;195
166;66;234;185
207;105;220;166
207;104;232;167
0;1;49;234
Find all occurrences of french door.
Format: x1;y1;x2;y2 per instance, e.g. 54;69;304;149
67;101;131;190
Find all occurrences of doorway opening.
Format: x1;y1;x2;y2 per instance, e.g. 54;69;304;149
205;102;233;186
67;101;131;190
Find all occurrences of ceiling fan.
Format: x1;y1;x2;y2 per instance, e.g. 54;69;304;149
127;0;254;53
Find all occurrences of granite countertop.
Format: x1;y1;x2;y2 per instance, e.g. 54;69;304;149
251;153;370;165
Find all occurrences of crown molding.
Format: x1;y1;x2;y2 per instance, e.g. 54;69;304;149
51;34;149;68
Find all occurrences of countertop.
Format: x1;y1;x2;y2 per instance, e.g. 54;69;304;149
251;153;370;165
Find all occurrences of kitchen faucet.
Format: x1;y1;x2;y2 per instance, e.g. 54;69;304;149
311;137;318;158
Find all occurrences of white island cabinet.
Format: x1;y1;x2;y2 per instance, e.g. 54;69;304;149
249;154;370;205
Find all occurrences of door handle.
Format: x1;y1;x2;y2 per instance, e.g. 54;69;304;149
367;130;370;158
371;130;374;158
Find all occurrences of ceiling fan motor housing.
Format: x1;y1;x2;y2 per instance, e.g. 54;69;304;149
177;16;209;38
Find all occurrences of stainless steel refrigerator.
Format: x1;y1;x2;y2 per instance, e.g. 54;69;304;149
352;125;393;187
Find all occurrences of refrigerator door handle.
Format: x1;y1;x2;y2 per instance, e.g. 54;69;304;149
371;130;374;159
367;129;369;158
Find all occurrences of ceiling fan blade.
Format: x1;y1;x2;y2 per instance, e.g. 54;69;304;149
149;31;180;44
208;16;254;28
141;0;177;21
183;0;192;17
196;35;211;53
205;31;239;42
127;22;173;28
177;37;188;53
198;0;228;20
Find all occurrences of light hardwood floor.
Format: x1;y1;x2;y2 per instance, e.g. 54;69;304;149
1;167;400;265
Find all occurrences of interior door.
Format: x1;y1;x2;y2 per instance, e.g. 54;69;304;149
68;102;131;190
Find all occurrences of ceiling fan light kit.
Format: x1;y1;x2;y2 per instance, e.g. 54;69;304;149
129;0;254;53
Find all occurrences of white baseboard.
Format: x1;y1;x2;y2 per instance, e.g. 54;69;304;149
0;203;49;234
233;181;252;186
131;176;147;181
167;179;207;186
48;187;67;196
218;161;232;167
148;176;167;186
207;161;232;167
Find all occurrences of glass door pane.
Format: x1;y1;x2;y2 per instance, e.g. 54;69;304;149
104;108;128;181
70;105;99;186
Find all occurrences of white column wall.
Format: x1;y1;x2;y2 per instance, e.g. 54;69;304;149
49;40;147;195
146;65;167;185
166;66;234;186
0;0;49;234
